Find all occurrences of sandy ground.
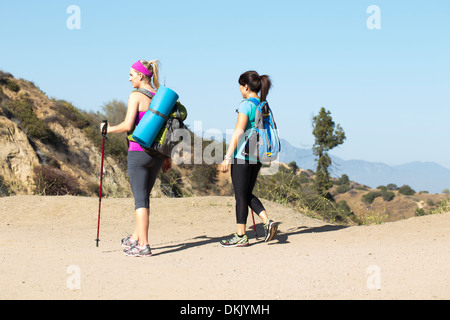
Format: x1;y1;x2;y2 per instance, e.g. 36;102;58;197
0;195;449;300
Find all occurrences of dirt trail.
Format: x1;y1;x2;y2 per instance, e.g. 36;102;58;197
0;195;448;299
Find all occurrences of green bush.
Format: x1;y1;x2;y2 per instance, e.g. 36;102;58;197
288;161;299;174
381;190;395;201
415;208;426;216
362;189;395;204
6;100;60;144
6;79;20;92
51;99;89;129
334;174;350;186
335;184;351;195
0;70;13;84
432;198;450;215
362;191;382;204
337;200;353;216
398;185;415;196
386;183;398;190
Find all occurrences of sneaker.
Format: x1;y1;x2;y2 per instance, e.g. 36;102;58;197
123;244;152;257
121;235;138;248
220;233;249;247
264;220;278;242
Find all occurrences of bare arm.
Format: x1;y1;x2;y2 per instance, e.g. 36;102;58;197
219;112;248;172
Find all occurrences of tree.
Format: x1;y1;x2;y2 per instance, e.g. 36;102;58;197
102;99;127;125
337;174;350;185
288;161;299;174
312;107;346;196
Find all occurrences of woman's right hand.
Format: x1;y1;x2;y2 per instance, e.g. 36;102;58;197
162;158;172;173
99;122;108;134
219;159;230;173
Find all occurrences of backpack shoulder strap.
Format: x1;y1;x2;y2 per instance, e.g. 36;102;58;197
127;89;156;142
247;97;260;107
247;99;271;117
133;88;155;100
260;101;270;115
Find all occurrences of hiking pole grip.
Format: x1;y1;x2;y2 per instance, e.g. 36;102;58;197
101;120;108;138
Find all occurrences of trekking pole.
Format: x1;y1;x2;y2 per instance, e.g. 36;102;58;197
251;209;258;239
95;120;108;247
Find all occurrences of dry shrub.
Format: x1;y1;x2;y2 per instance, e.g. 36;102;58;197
33;165;81;196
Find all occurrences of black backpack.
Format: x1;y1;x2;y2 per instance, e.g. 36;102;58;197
127;88;188;158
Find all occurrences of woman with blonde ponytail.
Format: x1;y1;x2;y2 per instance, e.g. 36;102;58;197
140;60;160;90
99;59;171;257
219;70;278;247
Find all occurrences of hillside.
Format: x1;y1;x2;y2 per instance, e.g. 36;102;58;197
0;195;449;300
332;182;449;223
1;70;448;226
0;70;231;199
0;71;130;197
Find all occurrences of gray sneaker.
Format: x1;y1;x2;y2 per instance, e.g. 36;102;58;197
123;244;152;257
220;233;249;247
121;235;138;248
264;220;278;242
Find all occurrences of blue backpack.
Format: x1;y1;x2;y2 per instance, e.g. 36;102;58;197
240;98;281;163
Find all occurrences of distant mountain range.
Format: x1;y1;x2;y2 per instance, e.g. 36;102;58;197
279;139;450;194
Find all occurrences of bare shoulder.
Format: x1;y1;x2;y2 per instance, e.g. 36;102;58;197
129;89;153;112
128;90;141;100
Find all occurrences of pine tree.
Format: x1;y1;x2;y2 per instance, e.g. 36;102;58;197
312;107;346;197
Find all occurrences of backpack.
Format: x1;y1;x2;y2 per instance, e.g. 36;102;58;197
127;88;187;159
240;97;281;163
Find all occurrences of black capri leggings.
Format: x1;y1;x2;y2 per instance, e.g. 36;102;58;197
231;161;266;224
128;151;164;210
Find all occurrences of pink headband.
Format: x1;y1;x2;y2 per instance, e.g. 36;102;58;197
132;60;153;77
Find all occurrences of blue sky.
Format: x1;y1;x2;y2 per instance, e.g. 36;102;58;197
1;0;449;169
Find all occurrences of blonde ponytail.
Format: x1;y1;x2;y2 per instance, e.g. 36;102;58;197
141;59;160;90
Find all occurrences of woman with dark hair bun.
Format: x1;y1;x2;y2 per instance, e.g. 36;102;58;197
219;70;278;247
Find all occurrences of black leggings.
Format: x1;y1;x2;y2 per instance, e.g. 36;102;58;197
231;161;265;224
128;151;164;210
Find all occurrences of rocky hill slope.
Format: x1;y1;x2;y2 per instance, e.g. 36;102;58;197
0;71;130;197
